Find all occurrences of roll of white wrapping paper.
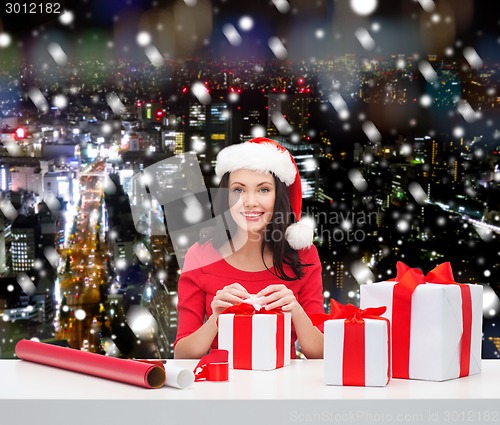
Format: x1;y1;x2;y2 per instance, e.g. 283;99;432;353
165;364;195;389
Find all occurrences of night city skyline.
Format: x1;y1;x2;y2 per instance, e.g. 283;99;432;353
1;0;500;361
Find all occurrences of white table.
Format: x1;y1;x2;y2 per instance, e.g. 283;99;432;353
1;359;499;425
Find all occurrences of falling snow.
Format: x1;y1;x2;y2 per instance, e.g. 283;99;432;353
271;112;293;134
418;61;438;83
272;0;290;14
348;169;368;192
239;16;254;31
355;28;375;51
145;45;164;67
0;33;12;48
106;93;126;115
58;10;75;25
351;261;376;285
191;81;212;105
362;121;382;143
16;273;37;295
28;88;49;113
268;37;288;60
350;0;378;16
463;46;483;69
48;42;68;66
408;182;428;204
223;24;242;47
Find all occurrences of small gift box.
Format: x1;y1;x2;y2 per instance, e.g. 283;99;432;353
360;262;483;381
218;302;291;371
312;299;390;387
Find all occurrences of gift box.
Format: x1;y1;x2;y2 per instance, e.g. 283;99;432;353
311;299;390;387
360;262;483;381
218;303;291;370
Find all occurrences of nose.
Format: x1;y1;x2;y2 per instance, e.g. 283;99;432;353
243;192;258;207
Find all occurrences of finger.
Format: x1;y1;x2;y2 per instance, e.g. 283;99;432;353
212;300;233;310
256;284;285;297
227;283;249;292
263;299;287;311
259;292;283;306
215;293;248;305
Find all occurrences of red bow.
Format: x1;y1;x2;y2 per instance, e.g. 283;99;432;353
311;299;389;386
220;303;283;316
310;298;387;326
389;261;472;379
390;261;456;288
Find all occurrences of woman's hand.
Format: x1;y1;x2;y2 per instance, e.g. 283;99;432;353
256;284;301;314
211;283;250;317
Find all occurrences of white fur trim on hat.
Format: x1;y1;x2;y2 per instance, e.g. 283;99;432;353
215;142;297;186
285;222;314;250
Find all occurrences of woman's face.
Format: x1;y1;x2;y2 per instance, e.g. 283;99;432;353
228;169;276;236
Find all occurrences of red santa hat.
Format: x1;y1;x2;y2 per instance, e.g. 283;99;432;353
215;137;314;250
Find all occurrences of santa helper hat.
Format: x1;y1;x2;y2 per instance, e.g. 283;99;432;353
215;137;314;250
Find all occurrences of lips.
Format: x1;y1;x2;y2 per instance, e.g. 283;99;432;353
241;211;265;220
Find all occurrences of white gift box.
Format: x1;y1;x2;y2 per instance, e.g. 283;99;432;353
324;319;390;387
218;312;291;371
360;281;483;381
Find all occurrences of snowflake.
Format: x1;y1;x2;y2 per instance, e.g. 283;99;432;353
453;126;465;138
361;121;382;143
420;94;433;107
223;24;242;47
268;37;288;60
74;309;87;321
239;16;254;31
272;0;290;13
106;93;126;115
191;81;211;105
48;42;68;66
271;112;293;134
145;46;164;67
43;246;61;268
351;261;375;285
355;28;375;51
17;273;36;295
463;46;483;69
59;10;75;25
136;31;151;46
0;33;12;48
397;220;410;233
315;29;325;39
28;88;49;113
350;0;377;16
348;169;368;192
408;182;428;205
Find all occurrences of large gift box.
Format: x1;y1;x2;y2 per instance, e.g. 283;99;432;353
360;262;483;381
312;299;390;387
218;303;291;370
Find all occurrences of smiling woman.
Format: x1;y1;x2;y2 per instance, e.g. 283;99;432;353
173;137;325;360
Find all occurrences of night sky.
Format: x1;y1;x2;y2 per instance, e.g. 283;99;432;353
1;0;499;61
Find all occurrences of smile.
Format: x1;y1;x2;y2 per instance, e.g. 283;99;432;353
241;212;265;219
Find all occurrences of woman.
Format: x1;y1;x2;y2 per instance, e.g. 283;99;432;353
174;137;324;359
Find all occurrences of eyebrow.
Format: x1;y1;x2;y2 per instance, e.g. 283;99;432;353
230;181;274;187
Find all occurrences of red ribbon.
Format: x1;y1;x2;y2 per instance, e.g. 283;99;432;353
193;349;229;382
389;261;473;379
220;303;285;370
312;299;390;386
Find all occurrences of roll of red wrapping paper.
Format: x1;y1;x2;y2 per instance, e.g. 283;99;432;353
15;340;166;389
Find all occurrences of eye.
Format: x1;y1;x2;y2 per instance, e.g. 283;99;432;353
259;187;271;193
232;187;243;193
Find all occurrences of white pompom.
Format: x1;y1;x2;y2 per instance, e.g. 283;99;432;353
285;222;314;250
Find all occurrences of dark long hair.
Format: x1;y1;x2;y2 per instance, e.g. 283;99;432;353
207;172;305;281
